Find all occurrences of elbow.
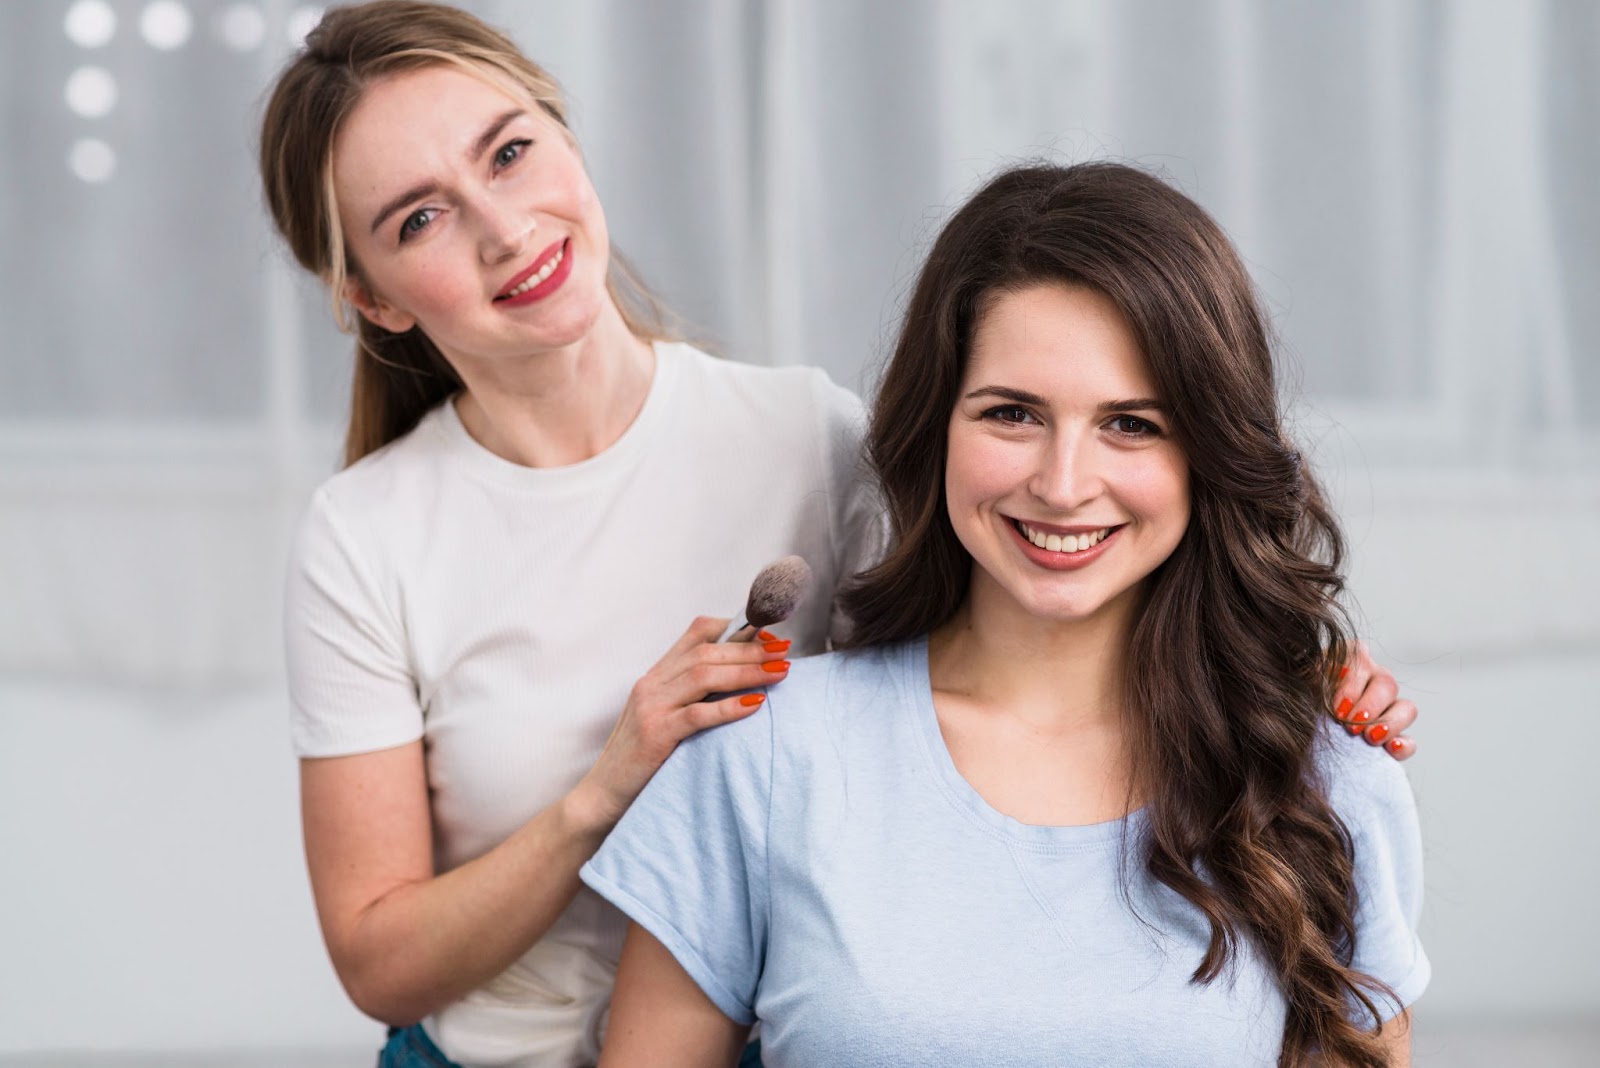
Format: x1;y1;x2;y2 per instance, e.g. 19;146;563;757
336;959;435;1029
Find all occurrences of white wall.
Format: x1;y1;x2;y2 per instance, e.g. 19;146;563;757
0;681;372;1056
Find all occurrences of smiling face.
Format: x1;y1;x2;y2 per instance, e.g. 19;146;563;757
945;283;1191;630
331;63;612;367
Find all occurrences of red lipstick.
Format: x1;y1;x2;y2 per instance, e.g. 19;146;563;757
495;238;572;306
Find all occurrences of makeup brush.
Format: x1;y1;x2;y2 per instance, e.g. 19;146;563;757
718;555;814;642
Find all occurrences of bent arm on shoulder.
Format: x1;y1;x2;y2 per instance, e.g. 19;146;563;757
301;743;612;1026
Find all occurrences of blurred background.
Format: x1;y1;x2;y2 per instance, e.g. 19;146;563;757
2;0;1597;1064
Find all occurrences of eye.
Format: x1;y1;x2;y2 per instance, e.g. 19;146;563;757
398;208;437;242
1108;414;1161;438
493;138;533;170
982;404;1038;426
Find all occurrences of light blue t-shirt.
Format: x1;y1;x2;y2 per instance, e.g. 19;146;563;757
580;640;1429;1066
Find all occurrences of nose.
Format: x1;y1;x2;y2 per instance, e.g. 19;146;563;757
1029;430;1105;513
475;194;534;265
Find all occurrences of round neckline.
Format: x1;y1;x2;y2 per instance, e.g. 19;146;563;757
431;339;681;492
899;637;1145;852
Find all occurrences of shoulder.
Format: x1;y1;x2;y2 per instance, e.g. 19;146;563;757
1312;721;1418;830
677;645;907;768
665;342;866;438
291;403;456;564
311;403;455;520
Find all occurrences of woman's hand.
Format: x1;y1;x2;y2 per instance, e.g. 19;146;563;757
1332;640;1419;760
572;616;792;829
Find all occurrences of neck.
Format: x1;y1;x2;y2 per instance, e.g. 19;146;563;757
451;301;655;468
928;578;1139;737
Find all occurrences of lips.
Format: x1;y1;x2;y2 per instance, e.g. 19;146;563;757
1007;517;1125;571
494;238;570;304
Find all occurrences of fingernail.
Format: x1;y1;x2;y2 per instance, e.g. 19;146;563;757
1346;724;1362;735
1367;723;1390;744
739;694;765;708
763;640;791;654
1338;665;1350;681
1384;737;1405;755
1335;697;1353;718
1350;708;1370;725
761;660;791;674
758;630;778;642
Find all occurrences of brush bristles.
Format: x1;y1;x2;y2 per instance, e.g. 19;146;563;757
745;555;813;628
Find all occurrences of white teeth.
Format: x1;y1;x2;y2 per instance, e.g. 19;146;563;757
1017;522;1112;554
504;245;565;297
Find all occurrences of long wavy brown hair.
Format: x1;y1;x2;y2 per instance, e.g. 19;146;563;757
259;1;672;466
841;161;1397;1066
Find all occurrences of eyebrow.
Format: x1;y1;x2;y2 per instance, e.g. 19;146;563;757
367;108;527;236
962;386;1167;413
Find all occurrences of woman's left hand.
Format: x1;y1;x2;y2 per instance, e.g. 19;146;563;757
1332;641;1418;760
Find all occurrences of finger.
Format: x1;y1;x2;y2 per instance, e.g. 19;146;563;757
1331;640;1374;720
1358;699;1417;750
676;636;792;669
677;691;768;736
658;638;792;697
1380;734;1418;761
1341;672;1398;732
673;615;734;651
1367;695;1417;733
659;656;792;710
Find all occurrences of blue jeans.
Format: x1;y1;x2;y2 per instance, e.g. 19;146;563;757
378;1024;765;1067
378;1025;458;1068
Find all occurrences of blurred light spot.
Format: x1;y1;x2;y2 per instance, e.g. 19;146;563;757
64;0;117;48
65;66;118;118
140;1;193;50
216;4;265;52
287;6;323;47
70;139;117;183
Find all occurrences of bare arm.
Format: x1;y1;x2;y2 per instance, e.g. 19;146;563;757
1375;1010;1412;1067
598;923;749;1068
301;616;792;1025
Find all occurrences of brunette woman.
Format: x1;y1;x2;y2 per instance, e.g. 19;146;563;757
584;162;1428;1067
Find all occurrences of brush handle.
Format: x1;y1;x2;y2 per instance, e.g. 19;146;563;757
718;615;758;643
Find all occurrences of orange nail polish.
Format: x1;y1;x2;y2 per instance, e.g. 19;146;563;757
1346;724;1362;735
758;630;778;642
763;640;791;654
1335;697;1353;718
1367;723;1390;744
1338;665;1350;681
761;660;791;674
1384;737;1405;755
1350;708;1370;725
739;694;765;708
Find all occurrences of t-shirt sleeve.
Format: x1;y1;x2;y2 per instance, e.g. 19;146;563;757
1321;733;1431;1022
812;373;888;647
580;709;773;1025
284;486;423;757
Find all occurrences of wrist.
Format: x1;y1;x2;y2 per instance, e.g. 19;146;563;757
560;778;624;843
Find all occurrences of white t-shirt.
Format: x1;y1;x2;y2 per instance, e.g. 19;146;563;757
284;341;882;1066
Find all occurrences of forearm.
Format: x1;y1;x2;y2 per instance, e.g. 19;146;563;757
327;787;614;1025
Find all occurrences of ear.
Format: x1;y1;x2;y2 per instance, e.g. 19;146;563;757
343;276;416;334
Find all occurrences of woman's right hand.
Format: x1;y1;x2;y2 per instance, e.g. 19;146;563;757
572;616;791;829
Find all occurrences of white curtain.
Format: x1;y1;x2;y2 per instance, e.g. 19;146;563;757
3;0;1595;689
2;0;1598;1050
